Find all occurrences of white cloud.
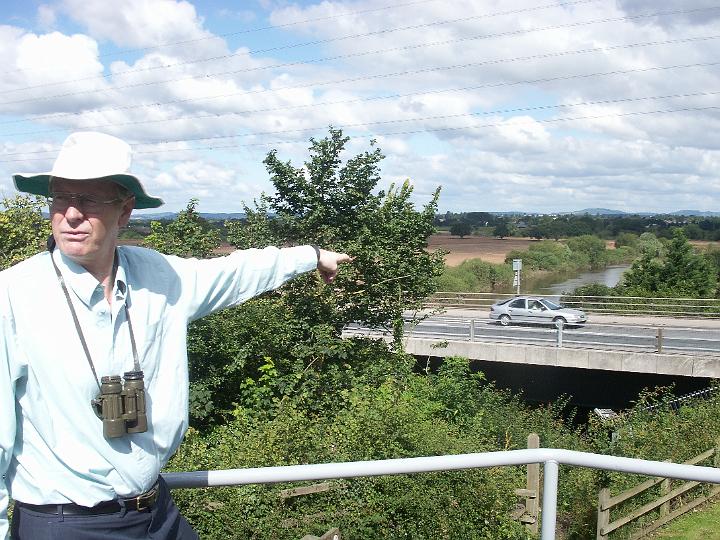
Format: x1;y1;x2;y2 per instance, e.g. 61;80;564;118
0;0;718;214
59;0;216;52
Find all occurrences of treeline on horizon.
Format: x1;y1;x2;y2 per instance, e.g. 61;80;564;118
437;210;720;241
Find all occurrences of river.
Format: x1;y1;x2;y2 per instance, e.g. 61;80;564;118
534;265;631;295
497;265;631;295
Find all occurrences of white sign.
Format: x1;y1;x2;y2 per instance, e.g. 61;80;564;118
512;259;522;271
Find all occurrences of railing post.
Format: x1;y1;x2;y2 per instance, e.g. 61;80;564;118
596;487;610;540
526;434;540;534
540;460;559;540
656;328;663;353
555;319;564;348
469;319;475;342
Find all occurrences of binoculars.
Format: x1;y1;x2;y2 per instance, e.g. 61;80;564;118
92;371;148;439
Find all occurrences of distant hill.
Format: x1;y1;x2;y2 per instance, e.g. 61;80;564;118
570;208;628;216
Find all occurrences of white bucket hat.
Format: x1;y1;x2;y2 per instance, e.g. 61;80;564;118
13;131;164;209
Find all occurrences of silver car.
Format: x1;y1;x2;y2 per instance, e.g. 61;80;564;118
489;296;587;327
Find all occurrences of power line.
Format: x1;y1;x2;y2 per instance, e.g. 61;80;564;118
1;33;717;110
131;105;720;154
0;0;600;86
6;105;715;165
4;64;718;138
3;92;716;162
3;4;716;104
0;0;444;76
129;90;720;144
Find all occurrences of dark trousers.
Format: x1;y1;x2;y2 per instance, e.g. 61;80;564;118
11;478;199;540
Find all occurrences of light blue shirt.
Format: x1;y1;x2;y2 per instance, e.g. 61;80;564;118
0;244;318;538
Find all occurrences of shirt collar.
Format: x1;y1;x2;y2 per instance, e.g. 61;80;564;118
52;249;128;307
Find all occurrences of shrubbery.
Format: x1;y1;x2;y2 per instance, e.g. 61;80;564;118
168;356;576;539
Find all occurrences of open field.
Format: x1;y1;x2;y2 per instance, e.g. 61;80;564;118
427;233;537;266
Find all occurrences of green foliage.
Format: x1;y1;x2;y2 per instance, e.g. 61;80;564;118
586;386;720;539
450;220;473;238
621;230;717;297
258;129;444;330
224;199;276;250
437;258;514;292
0;195;51;270
169;358;577;540
565;234;608;269
175;130;445;424
142;198;221;257
506;240;576;271
493;219;515;239
614;232;639;249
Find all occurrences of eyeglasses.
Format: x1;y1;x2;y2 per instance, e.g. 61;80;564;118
48;192;127;213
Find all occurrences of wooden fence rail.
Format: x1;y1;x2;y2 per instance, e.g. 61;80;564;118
597;441;720;539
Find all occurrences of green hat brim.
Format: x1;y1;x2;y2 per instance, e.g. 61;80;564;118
13;173;164;210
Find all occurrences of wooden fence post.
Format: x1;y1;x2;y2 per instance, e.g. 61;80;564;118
597;487;610;540
526;433;540;535
659;477;670;517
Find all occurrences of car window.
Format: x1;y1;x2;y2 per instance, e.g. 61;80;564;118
495;298;513;306
528;300;546;310
509;299;526;308
542;299;562;310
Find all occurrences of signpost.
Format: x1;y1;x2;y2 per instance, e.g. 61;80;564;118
513;259;522;295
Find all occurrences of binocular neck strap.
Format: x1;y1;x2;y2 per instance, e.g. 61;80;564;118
50;251;141;389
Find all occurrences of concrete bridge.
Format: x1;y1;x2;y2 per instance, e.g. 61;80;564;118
344;310;720;378
403;337;720;378
401;310;720;378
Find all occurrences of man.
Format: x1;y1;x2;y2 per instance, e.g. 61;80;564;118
0;131;351;539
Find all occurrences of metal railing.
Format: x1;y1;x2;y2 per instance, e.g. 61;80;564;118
162;447;720;540
344;318;720;356
428;292;720;318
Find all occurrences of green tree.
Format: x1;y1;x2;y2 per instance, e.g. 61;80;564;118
166;129;444;424
142;198;220;258
565;235;607;269
614;232;638;249
450;220;473;238
0;195;51;270
259;128;444;331
493;219;514;239
622;229;717;297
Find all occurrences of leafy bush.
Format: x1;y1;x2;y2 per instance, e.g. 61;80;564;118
437;259;514;292
0;195;50;270
506;241;577;272
169;358;540;539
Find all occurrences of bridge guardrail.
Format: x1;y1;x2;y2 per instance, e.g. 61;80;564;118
427;292;720;318
344;318;720;356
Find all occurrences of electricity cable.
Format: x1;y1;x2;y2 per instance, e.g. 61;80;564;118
2;4;716;104
3;60;716;131
2;33;716;110
0;0;600;84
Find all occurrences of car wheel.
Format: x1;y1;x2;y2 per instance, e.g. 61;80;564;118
499;314;511;326
553;316;567;327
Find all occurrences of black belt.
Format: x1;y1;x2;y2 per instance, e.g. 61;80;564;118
15;481;160;516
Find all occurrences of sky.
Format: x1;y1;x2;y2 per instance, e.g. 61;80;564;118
0;0;719;215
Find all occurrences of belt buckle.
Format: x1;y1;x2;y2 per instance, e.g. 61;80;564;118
136;494;149;512
135;489;156;512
